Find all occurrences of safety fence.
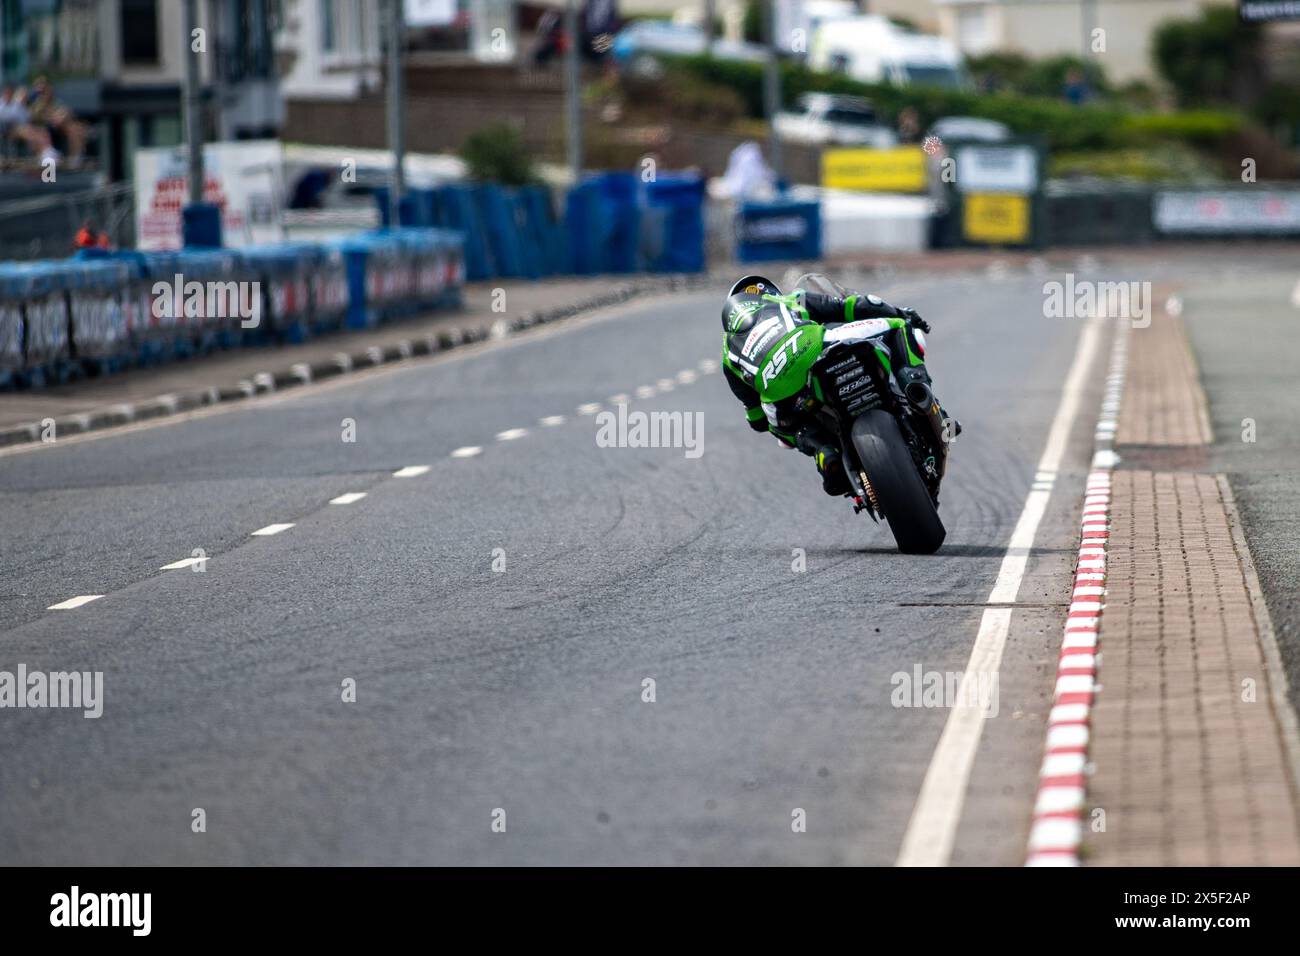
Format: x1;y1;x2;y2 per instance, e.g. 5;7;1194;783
735;181;1300;262
0;228;463;389
377;173;707;279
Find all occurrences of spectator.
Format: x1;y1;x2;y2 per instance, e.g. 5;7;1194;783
0;84;54;161
1063;67;1091;105
26;76;87;163
897;107;922;144
74;219;98;250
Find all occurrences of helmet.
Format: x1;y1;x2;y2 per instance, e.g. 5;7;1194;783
727;274;780;298
721;275;780;332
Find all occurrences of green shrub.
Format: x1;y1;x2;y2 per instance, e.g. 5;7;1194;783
459;124;537;186
664;53;1243;154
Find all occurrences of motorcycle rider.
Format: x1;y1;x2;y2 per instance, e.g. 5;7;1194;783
720;274;959;497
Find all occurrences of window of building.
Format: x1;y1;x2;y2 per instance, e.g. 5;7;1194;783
121;0;160;65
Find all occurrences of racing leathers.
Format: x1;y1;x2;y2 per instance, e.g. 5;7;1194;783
721;287;948;497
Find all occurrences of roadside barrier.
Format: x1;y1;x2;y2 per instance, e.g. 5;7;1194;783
0;228;464;390
734;198;822;263
381;175;706;279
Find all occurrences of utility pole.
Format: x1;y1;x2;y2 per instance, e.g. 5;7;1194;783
182;0;204;205
1081;0;1097;59
703;0;716;53
564;0;583;183
763;0;783;183
386;0;406;228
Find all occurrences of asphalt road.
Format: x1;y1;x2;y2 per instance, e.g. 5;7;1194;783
1;263;1115;864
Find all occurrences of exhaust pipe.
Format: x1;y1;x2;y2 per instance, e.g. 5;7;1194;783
905;380;934;410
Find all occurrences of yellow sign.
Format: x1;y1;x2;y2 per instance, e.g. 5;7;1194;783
822;147;928;193
962;192;1031;244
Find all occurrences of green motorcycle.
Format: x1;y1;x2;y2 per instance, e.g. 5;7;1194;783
757;274;950;554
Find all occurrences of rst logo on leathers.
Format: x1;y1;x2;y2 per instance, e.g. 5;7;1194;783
760;330;805;389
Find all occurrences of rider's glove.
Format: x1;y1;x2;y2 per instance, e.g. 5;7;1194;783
899;307;930;334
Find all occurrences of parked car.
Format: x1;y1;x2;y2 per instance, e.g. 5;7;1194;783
926;117;1011;144
808;15;965;89
610;21;767;78
773;93;898;148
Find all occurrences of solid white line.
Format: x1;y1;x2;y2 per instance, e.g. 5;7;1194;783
895;314;1104;867
330;492;367;504
496;428;528;441
251;523;294;536
450;446;482;459
160;557;203;570
393;465;430;477
47;594;103;610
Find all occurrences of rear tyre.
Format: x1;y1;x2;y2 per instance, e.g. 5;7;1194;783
850;409;946;554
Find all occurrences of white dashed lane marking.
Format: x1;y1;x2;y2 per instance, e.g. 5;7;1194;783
330;492;367;505
576;403;602;415
450;446;482;458
539;416;566;427
251;523;295;536
393;465;430;477
160;557;204;570
496;428;528;441
635;386;655;399
609;393;630;404
676;370;697;384
48;595;104;610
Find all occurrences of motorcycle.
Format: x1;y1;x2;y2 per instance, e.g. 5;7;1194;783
759;274;951;554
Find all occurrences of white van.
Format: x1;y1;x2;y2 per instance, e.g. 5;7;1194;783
808;16;965;89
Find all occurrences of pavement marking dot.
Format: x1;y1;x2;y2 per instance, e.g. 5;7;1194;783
677;370;697;384
47;595;104;610
393;465;430;477
539;416;566;427
576;403;602;415
609;393;630;404
160;558;203;570
450;446;482;458
496;428;528;441
635;386;655;399
656;379;675;391
330;492;367;505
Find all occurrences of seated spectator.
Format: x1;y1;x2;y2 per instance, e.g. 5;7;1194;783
26;76;86;163
0;84;54;161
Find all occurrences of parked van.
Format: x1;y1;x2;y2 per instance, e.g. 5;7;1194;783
808;16;964;89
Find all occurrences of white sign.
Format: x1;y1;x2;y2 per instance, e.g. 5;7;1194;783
405;0;457;27
954;145;1038;194
134;140;285;250
1154;190;1300;234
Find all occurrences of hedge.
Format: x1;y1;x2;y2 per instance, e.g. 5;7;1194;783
664;54;1244;153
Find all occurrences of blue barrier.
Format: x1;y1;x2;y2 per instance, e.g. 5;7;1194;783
735;199;822;263
0;227;465;390
645;175;706;274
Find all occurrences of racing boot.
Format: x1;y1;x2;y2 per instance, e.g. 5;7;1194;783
796;427;851;497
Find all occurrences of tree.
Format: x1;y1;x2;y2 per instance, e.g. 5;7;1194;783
1153;6;1264;107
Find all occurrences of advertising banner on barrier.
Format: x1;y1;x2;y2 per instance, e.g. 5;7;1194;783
1153;189;1300;235
822;147;928;193
134;141;285;250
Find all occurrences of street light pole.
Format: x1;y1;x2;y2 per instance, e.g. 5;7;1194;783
182;0;204;205
386;0;406;228
763;0;783;184
564;0;583;183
